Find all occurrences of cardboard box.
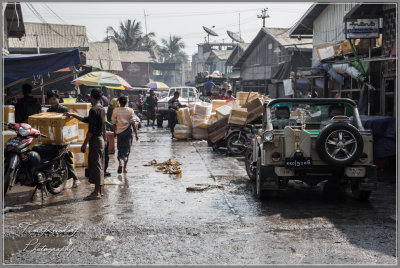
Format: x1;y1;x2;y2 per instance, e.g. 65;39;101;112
177;107;192;126
194;102;212;116
236;92;259;105
174;124;192;140
242;98;263;124
78;122;88;143
229;108;248;125
208;127;229;144
211;100;227;112
208;116;229;134
192;127;208;140
192;115;211;129
63;103;92;117
216;105;232;120
70;143;89;167
3;105;15;124
28;112;79;145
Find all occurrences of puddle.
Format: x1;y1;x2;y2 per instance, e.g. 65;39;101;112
90;235;114;241
4;236;71;261
104;178;124;185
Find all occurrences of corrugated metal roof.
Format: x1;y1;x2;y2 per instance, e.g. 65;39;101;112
119;51;154;63
289;4;328;37
226;43;250;66
211;50;232;60
8;22;88;50
263;28;313;49
85;40;122;71
234;28;313;68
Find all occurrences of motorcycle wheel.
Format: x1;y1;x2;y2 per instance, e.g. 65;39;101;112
46;160;68;194
226;133;247;156
4;165;18;196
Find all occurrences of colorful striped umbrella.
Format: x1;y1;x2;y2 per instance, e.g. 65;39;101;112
71;71;133;90
146;81;169;90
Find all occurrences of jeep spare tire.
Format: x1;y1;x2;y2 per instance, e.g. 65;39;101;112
316;123;363;167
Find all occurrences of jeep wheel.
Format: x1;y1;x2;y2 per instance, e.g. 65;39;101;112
316;123;363;167
245;148;255;181
351;182;371;201
255;159;267;199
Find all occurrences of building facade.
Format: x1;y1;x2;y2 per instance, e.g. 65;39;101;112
234;27;312;97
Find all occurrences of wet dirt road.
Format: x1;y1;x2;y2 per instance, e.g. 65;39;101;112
3;127;397;265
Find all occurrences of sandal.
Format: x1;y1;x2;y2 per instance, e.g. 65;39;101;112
117;166;122;174
84;194;102;200
72;180;81;188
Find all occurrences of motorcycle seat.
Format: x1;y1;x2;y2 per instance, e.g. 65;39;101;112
32;145;62;159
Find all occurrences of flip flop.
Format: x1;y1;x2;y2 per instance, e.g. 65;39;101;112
84;194;102;200
117;166;122;174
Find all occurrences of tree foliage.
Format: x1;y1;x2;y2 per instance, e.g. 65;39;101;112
159;35;188;64
105;19;159;57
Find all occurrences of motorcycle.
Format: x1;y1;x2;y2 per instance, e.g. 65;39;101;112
210;124;258;156
3;122;70;200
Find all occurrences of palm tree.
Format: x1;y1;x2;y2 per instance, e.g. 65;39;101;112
105;19;159;57
159;35;188;64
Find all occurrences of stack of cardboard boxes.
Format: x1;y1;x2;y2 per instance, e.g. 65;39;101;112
173;92;269;143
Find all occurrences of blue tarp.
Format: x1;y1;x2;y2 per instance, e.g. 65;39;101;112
359;115;396;159
4;49;81;86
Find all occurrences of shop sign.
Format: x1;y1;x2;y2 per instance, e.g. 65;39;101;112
345;18;379;39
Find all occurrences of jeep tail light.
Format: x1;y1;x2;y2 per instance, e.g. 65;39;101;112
272;152;281;161
359;153;368;163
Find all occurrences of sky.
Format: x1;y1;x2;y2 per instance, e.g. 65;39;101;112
20;2;313;57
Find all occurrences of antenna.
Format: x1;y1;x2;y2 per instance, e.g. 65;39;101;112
257;8;270;27
227;30;245;43
202;26;218;43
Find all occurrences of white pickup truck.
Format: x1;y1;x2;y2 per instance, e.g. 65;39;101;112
156;86;201;127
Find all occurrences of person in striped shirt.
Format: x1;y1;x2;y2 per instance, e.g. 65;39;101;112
111;96;139;174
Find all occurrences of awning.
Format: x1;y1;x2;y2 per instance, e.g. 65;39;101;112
3;49;81;87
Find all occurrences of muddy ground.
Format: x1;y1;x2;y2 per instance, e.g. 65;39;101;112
3;127;397;265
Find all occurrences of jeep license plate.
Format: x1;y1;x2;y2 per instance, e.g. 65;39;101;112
285;157;312;169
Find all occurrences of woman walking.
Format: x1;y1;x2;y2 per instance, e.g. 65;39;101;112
111;95;139;173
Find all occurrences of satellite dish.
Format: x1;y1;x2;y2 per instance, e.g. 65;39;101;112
227;30;244;43
203;26;218;37
203;26;218;43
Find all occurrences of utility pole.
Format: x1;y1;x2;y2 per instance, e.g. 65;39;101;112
239;12;241;39
144;10;148;35
33;33;40;54
257;8;269;28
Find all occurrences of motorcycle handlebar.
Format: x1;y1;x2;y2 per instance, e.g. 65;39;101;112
40;133;48;138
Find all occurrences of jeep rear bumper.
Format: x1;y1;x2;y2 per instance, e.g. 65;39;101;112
259;165;377;190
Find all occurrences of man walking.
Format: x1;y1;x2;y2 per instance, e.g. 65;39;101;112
204;77;215;95
14;84;41;123
168;91;185;139
46;90;81;188
65;88;106;200
145;89;158;129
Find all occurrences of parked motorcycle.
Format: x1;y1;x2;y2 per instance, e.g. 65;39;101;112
3;122;69;200
210;124;259;156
